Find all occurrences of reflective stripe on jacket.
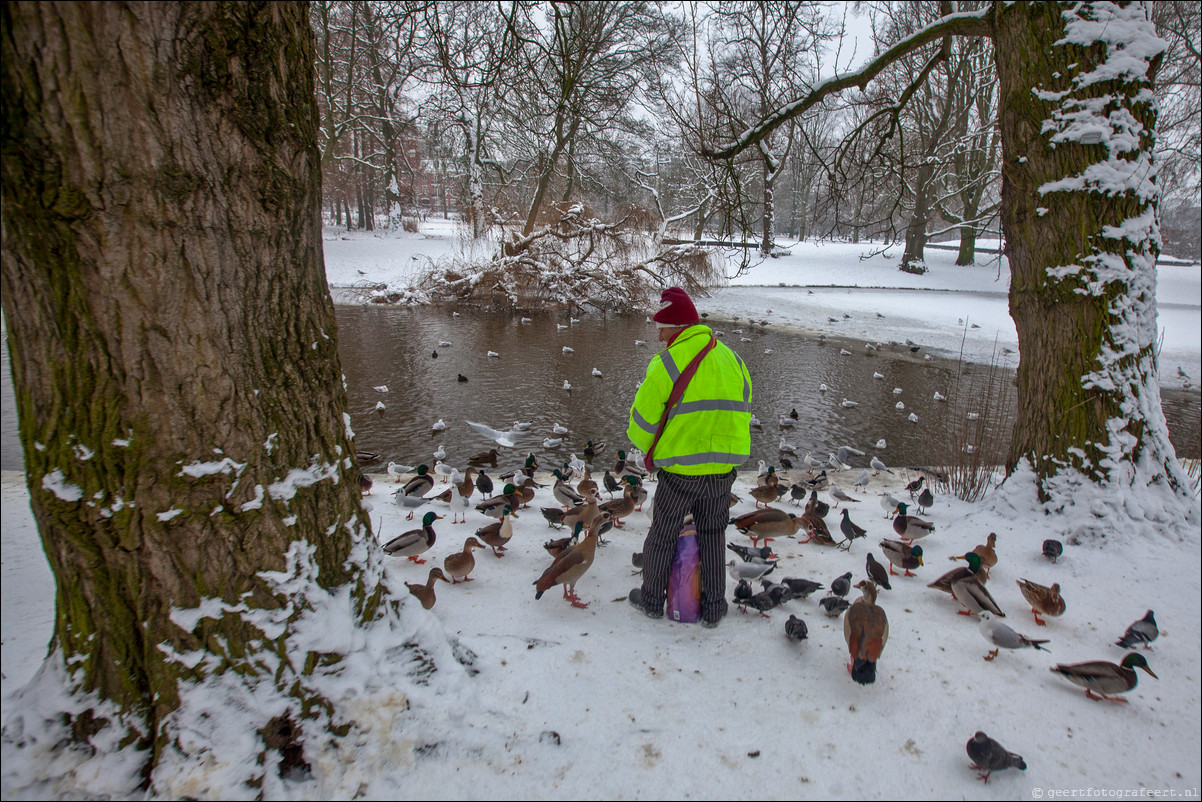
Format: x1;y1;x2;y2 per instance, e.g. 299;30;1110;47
626;324;753;475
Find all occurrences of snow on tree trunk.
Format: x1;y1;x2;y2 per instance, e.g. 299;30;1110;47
996;1;1196;523
1;3;463;794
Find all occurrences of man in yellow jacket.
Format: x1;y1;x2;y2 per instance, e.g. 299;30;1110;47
627;287;753;627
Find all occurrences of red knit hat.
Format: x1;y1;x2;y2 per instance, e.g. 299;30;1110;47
652;286;699;328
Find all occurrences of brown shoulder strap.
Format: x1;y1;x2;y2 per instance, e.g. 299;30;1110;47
644;337;717;470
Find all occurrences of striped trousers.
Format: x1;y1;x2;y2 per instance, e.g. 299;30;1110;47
639;469;737;623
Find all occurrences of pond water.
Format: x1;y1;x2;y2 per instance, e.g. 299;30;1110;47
2;306;1198;475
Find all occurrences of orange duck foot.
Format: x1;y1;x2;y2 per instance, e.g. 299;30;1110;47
984;649;998;661
904;569;916;577
957;610;975;616
1085;689;1128;703
408;556;426;564
1032;610;1046;626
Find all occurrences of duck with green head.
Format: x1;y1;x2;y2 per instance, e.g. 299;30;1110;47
1051;653;1158;703
383;511;441;563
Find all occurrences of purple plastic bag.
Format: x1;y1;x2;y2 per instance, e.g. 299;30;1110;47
667;525;700;623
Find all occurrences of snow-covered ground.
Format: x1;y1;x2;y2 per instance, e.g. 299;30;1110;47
3;221;1200;799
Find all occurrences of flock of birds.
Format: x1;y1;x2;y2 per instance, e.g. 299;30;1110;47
351;313;1165;785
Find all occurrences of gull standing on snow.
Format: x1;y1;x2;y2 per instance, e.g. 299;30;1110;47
829;483;859;506
870;457;893;475
978;611;1050;661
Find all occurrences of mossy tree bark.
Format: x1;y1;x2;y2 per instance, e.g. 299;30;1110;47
995;1;1187;499
1;0;378;778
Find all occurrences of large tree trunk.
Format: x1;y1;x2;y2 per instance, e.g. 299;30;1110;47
1;0;383;787
995;1;1192;507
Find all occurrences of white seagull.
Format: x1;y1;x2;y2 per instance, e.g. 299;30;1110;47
373;385;389;393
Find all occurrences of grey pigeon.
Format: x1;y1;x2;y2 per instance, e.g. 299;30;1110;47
784;614;808;642
1042;539;1064;563
1115;610;1158;649
780;577;824;598
830;571;853;598
966;731;1026;783
819;596;850;617
917;486;934;513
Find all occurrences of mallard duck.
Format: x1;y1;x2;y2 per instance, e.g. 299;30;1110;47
893;503;935;542
966;732;1026;783
405;567;450;610
576;467;598;499
475;505;518;557
730;508;801;546
951;532;997;578
466;448;499;467
544;521;584;559
838;509;867;551
804;489;830;518
844;580;888;685
1050;652;1157;702
533;513;610;608
977;611;1049;661
927;559;985;595
476;483;520;519
583;439;605;459
401;464;433;496
1115;610;1158;649
749;482;780;509
865;552;891;590
443;537;485;583
514;476;540;508
551;469;584;509
951;554;1005;617
880;540;923;576
561;496;604;533
798;510;837;546
598;477;638;528
1015;579;1065;626
383;511;441;563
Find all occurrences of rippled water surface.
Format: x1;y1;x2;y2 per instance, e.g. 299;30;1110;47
2;306;1198;474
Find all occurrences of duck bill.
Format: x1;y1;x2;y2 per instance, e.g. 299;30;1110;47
1139;665;1159;680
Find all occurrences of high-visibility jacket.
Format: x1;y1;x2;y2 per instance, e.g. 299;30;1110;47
627;324;753;475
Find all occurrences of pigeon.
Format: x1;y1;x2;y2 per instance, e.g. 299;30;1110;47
1042;538;1064;563
978;611;1050;661
784;615;808;642
966;731;1026;783
780;577;824;598
1115;610;1158;649
728;543;775;563
819;596;851;617
904;475;925;495
830;571;853;598
917;486;935;513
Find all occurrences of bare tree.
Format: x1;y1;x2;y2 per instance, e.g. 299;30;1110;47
703;2;1196;517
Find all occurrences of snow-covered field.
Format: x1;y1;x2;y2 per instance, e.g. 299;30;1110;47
3;221;1199;799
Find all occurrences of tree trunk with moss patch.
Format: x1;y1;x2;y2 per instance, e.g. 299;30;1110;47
995;1;1186;499
1;0;377;781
